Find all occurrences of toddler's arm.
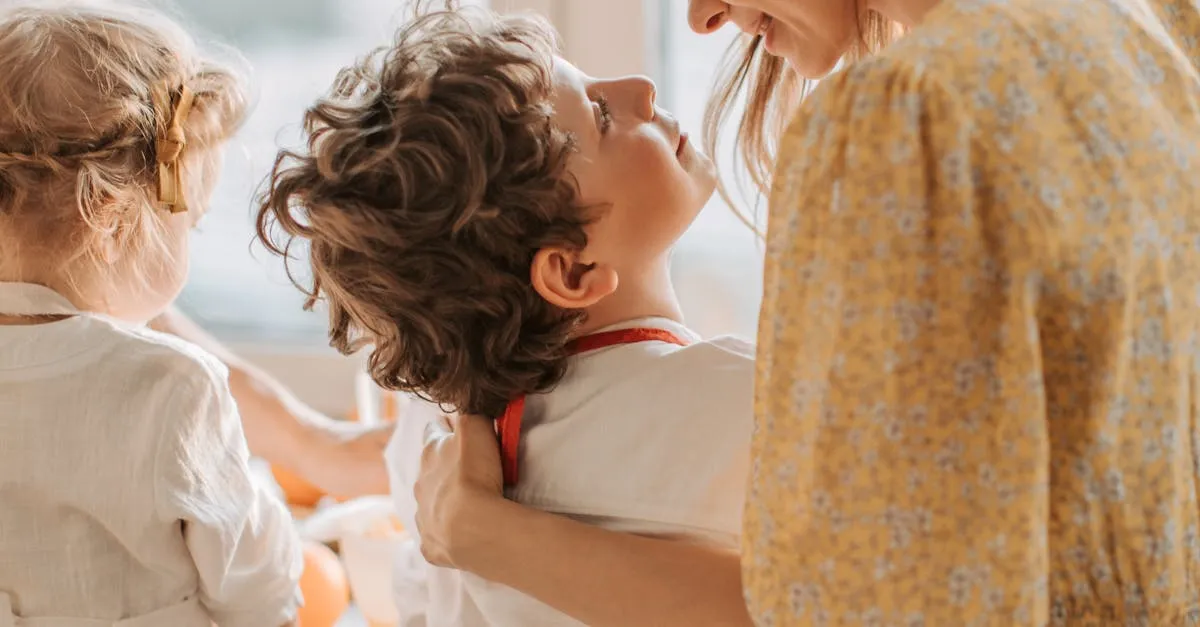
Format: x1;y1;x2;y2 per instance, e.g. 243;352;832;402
155;360;303;627
149;306;391;497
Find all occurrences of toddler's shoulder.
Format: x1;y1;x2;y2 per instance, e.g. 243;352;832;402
94;318;231;406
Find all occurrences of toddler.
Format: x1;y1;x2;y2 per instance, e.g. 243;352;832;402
257;5;753;626
0;2;301;625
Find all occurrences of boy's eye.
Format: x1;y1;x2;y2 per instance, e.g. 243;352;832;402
596;95;613;134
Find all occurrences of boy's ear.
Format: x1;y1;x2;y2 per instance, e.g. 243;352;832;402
530;247;618;310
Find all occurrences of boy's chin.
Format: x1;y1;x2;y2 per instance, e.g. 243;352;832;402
693;178;718;215
672;197;713;244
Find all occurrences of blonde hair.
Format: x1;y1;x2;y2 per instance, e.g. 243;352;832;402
702;8;903;233
0;0;247;289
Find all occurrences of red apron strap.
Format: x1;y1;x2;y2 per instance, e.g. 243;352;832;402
497;396;525;488
496;327;691;487
566;327;690;355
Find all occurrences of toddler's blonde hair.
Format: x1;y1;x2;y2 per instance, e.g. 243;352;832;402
0;0;247;290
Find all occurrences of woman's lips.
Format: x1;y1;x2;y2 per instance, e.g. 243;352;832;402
676;132;689;158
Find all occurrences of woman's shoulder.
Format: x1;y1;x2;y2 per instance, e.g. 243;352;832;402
888;0;1150;68
780;0;1190;164
803;0;1174;101
873;0;1189;101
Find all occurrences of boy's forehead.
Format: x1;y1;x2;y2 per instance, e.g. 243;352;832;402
551;55;580;85
548;56;586;117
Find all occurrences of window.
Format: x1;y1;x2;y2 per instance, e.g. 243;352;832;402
174;0;440;412
177;0;430;346
656;0;765;340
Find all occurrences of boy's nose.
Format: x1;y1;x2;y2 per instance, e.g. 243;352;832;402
607;75;657;121
629;76;657;121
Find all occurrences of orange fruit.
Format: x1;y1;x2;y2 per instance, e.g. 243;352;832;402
272;465;325;507
297;541;350;627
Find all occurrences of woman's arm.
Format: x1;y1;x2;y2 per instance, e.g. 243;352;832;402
414;414;753;627
149;306;391;497
459;497;751;627
746;62;1051;623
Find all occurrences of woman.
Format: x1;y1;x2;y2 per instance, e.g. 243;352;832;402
150;307;391;497
413;0;1200;625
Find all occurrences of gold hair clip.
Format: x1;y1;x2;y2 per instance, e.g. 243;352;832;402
153;85;195;214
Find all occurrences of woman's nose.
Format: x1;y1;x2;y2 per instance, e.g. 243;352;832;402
687;0;729;35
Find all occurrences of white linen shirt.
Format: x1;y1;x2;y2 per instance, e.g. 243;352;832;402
386;317;755;627
0;283;302;627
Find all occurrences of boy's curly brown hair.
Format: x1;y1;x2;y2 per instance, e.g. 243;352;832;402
256;5;593;418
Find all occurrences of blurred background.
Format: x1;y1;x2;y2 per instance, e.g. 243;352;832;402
170;0;765;416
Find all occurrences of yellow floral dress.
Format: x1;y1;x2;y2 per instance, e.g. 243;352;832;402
747;0;1200;624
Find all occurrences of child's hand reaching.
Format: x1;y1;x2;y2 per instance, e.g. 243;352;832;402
291;417;394;497
150;306;393;497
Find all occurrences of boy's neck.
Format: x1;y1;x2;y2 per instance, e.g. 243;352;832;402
577;259;683;335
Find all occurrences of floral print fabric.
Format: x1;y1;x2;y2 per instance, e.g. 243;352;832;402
747;0;1200;624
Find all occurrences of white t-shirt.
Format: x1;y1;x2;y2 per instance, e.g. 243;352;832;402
385;317;755;627
0;283;302;627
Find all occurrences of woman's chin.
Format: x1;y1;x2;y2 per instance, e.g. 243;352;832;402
773;37;845;80
784;52;843;81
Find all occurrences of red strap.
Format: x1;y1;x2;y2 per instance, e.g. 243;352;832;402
565;327;690;355
496;327;690;486
497;396;525;488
